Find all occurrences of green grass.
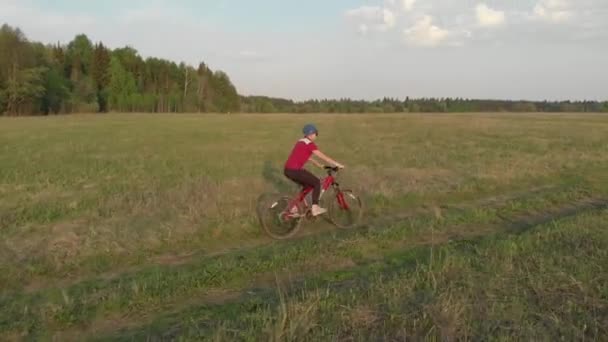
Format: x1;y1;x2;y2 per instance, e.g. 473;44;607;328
98;209;608;341
1;113;608;340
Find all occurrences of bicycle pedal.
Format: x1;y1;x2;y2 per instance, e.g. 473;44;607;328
306;212;319;220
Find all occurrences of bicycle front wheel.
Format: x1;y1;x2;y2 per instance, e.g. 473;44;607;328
327;189;363;229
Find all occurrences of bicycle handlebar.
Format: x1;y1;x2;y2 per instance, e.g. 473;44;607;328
324;166;341;173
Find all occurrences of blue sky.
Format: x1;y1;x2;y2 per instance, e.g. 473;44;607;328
1;0;607;101
32;0;352;31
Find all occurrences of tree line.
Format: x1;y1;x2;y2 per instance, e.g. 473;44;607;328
0;24;240;116
1;23;606;116
241;96;608;114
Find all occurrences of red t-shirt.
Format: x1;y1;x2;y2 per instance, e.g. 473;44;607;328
284;138;318;170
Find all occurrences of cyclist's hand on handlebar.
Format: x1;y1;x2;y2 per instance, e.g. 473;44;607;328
335;163;345;169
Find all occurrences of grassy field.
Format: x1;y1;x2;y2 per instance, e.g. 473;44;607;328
1;113;608;341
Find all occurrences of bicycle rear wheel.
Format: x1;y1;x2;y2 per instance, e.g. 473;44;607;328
327;189;363;229
256;193;304;240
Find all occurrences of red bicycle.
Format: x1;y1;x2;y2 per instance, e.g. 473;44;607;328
257;166;363;239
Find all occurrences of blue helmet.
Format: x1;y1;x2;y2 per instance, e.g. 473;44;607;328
302;124;318;136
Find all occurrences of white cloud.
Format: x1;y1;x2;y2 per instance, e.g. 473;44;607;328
384;0;396;8
358;24;370;35
402;0;417;12
403;15;450;47
382;8;397;29
386;0;417;12
476;4;506;27
346;6;383;20
345;5;397;33
532;0;572;22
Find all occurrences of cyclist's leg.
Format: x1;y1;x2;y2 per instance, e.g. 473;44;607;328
285;169;325;216
299;170;321;205
284;169;321;204
284;169;306;188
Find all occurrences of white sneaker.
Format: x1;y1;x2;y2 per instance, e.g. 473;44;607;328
311;205;327;217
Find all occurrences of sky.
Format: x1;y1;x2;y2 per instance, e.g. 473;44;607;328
1;0;607;101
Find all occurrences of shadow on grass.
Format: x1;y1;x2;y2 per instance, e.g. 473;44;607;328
262;160;294;194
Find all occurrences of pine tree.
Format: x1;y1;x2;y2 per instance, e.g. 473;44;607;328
91;43;111;112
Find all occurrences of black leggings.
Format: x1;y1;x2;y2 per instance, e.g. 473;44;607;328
284;169;321;205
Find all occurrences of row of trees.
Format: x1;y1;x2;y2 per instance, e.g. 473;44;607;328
0;24;240;116
1;23;606;116
241;96;608;114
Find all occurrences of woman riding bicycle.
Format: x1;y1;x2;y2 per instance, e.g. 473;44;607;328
283;124;345;217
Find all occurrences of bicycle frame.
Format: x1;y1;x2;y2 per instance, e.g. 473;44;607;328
282;169;350;220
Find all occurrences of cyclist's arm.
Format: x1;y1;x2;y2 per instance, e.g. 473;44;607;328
312;150;344;168
309;157;324;168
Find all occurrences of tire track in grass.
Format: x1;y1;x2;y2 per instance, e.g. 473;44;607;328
2;185;597;340
50;197;608;340
20;183;568;295
91;197;608;341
